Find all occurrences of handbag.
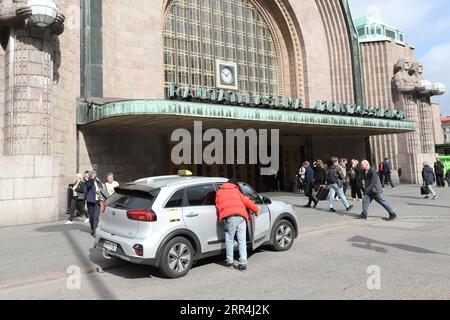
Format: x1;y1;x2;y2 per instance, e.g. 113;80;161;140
420;185;429;195
76;193;86;201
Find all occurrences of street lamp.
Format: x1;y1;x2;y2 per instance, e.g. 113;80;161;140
27;0;58;27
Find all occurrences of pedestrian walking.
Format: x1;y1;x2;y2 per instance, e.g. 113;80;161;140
65;173;89;225
358;160;397;221
378;162;385;186
216;180;260;272
434;158;445;188
105;172;119;196
85;170;109;237
339;158;349;195
422;162;438;200
349;159;363;201
297;164;306;193
313;160;326;191
84;170;90;182
383;158;395;188
446;170;450;187
302;162;319;208
398;168;402;184
325;157;353;213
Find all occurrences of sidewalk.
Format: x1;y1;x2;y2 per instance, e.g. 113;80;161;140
263;184;450;233
0;185;448;291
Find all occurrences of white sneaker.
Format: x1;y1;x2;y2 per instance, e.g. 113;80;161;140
84;218;90;223
433;195;439;200
65;221;74;225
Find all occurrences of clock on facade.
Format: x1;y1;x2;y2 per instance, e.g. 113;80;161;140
221;67;234;85
216;60;238;90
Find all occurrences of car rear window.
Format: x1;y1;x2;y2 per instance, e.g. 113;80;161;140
106;189;160;210
165;189;185;208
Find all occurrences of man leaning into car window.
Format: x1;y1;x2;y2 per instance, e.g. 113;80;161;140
216;180;260;272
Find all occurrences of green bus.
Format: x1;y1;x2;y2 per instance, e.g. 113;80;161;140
439;156;450;176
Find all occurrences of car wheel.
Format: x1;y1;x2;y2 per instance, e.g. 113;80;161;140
159;237;194;279
271;220;295;252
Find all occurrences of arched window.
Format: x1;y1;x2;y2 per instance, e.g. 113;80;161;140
163;0;280;97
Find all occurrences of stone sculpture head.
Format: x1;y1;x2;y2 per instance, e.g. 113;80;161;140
394;58;412;74
410;62;424;75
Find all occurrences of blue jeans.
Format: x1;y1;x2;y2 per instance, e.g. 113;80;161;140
328;184;350;209
225;216;247;266
362;193;395;216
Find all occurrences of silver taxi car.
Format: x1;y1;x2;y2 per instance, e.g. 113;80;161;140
94;174;299;278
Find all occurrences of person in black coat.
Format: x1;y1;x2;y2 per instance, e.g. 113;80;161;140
302;161;318;208
66;174;88;224
382;158;395;188
349;159;363;201
85;171;108;236
434;159;445;188
313;160;326;191
422;162;438;200
446;170;450;188
359;160;397;220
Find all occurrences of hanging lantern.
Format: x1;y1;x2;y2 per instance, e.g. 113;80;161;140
27;0;58;27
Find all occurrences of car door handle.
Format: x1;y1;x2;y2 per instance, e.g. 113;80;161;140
186;213;199;218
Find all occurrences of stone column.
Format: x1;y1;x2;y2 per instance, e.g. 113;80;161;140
4;27;55;155
1;0;64;156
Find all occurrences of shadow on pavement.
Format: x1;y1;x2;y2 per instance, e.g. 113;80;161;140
35;223;91;234
406;203;450;210
348;235;449;256
35;223;119;299
88;247;263;280
88;248;159;279
389;195;425;201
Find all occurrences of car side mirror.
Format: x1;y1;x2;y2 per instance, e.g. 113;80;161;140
262;196;272;205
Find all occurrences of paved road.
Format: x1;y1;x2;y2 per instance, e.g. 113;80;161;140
0;185;449;300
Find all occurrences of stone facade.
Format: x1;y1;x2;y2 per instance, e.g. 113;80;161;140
0;0;434;226
0;0;80;226
360;40;444;183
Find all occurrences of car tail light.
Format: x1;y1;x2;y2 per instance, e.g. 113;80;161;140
126;208;157;222
133;244;144;257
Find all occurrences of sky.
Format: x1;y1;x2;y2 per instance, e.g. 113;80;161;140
348;0;450;115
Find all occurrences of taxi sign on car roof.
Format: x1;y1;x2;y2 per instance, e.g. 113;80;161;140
178;170;193;176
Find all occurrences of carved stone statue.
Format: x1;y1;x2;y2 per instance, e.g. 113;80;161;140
393;59;416;93
409;62;424;82
391;57;446;170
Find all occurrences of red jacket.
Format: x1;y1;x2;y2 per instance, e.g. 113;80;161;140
216;183;260;222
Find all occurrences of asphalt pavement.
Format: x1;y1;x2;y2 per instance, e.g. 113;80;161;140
0;184;449;300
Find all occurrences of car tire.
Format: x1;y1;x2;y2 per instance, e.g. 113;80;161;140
271;220;295;252
159;237;195;279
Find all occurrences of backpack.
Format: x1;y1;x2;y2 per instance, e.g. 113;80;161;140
378;163;384;173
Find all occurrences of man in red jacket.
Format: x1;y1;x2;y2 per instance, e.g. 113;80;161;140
216;180;260;272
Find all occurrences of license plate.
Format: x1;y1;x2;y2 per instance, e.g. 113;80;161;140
103;241;118;253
